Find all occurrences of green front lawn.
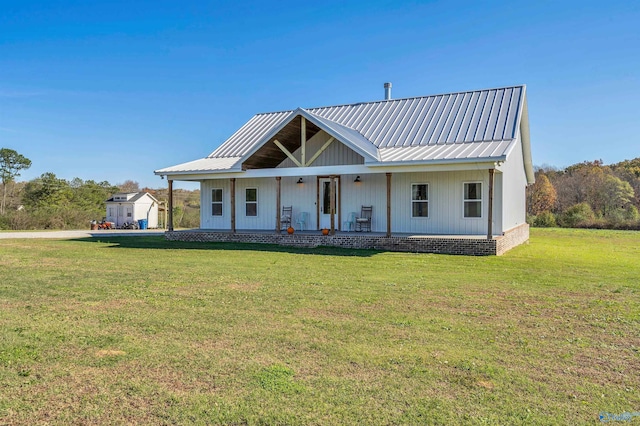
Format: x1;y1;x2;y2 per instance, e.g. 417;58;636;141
0;228;638;424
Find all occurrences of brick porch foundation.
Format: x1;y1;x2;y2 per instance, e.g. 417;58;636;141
165;223;528;256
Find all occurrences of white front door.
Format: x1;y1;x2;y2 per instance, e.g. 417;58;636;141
318;178;339;229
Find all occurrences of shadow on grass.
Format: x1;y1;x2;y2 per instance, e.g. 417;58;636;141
70;236;380;257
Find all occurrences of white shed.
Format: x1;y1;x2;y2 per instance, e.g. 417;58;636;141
105;192;159;228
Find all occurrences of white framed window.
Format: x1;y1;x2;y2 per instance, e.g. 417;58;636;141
411;183;429;218
463;182;482;218
212;188;223;216
245;188;257;217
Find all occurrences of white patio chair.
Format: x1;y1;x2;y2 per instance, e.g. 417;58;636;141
343;212;356;232
296;211;309;231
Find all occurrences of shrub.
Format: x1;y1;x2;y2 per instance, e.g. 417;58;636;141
533;211;556;227
625;205;640;221
558;203;596;228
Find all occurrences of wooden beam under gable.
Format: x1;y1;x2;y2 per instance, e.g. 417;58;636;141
273;139;303;167
305;137;335;166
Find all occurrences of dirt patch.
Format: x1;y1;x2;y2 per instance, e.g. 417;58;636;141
95;350;126;357
477;380;495;390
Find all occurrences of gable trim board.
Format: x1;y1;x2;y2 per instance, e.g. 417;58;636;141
155;85;533;253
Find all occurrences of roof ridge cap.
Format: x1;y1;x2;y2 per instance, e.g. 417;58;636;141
251;85;526;115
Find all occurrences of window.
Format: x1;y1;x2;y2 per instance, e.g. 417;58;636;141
245;188;257;216
463;182;482;218
411;184;429;217
212;188;223;216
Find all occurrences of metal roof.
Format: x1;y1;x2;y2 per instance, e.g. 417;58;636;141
156;157;242;174
156;85;529;175
106;192;159;203
377;140;516;163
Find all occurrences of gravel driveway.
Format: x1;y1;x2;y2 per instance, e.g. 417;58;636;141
0;229;166;239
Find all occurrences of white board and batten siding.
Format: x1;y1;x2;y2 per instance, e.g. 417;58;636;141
200;179;231;230
389;170;502;235
499;133;528;232
199;169;504;236
202;177;314;230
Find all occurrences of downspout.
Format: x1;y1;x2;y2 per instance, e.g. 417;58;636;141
146;201;154;227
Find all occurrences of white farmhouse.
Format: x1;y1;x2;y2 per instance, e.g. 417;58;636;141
155;84;534;255
105;192;159;229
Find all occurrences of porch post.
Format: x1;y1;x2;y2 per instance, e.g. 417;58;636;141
487;168;494;240
316;178;320;230
230;178;236;234
167;179;174;231
329;175;336;235
386;173;392;237
276;176;282;234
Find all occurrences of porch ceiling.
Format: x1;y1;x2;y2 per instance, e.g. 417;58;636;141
242;116;321;170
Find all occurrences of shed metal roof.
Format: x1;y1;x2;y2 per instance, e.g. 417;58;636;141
156;85;529;175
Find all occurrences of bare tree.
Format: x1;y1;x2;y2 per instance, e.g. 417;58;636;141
118;180;140;193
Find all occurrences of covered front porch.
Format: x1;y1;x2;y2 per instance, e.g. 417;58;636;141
163;224;529;256
164;167;500;237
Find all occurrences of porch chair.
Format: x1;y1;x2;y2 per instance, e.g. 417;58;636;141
343;212;356;232
281;206;292;230
295;211;309;231
355;206;372;232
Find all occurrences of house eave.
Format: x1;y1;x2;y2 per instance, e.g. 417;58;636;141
158;158;504;182
366;156;506;168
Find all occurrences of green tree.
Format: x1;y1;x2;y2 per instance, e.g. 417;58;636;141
0;148;32;214
600;175;634;218
70;179;119;211
23;173;73;209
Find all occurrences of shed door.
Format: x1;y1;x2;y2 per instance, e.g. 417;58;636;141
117;206;125;226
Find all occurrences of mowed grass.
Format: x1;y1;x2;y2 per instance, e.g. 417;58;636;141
0;229;638;425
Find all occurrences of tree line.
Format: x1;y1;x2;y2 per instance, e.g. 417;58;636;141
2;147;639;231
527;158;640;229
0;148;200;230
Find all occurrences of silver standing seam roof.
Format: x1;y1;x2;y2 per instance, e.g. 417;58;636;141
156;85;531;179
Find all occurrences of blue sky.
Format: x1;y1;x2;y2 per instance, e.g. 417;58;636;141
1;0;639;189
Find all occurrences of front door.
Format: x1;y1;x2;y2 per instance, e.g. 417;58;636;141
318;178;339;229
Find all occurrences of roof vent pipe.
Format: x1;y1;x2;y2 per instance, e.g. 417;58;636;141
384;82;392;100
